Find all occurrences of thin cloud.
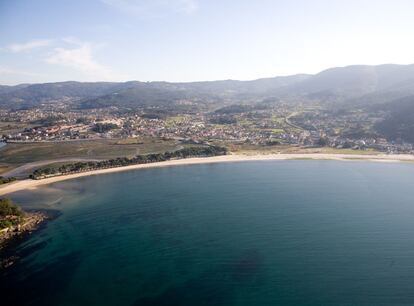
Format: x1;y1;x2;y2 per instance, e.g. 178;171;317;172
0;66;44;77
102;0;198;17
6;39;52;53
3;38;127;83
0;66;46;85
45;41;114;80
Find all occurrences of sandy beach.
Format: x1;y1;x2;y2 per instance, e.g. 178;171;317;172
0;153;413;196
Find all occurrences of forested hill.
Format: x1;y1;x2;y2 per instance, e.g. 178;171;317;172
0;75;309;110
374;95;414;143
1;64;414;111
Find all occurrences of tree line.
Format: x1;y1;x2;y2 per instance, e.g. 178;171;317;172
0;198;24;229
0;176;17;185
92;123;119;133
30;145;228;180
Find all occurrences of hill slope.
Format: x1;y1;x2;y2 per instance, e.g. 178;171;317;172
2;64;414;110
375;95;414;143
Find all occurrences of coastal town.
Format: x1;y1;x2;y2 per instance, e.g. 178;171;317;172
1;103;412;155
4;1;414;305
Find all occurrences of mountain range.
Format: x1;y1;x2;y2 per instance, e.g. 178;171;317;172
2;63;414;143
1;64;414;110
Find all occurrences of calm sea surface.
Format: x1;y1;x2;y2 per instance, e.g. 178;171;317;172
2;160;414;305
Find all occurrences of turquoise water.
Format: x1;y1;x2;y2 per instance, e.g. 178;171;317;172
2;160;414;305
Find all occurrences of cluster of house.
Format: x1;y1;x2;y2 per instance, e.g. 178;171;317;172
1;107;413;154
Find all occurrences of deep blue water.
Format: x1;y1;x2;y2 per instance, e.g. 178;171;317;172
2;160;414;305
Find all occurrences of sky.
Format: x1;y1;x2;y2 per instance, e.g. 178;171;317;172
1;0;414;85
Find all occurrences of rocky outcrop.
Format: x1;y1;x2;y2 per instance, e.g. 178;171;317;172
0;212;48;247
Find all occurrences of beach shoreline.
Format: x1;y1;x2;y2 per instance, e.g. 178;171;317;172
0;153;413;196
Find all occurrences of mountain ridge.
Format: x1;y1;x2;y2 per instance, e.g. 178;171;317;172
1;63;414;110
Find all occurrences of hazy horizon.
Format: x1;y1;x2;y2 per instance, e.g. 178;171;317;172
2;62;414;86
1;0;414;85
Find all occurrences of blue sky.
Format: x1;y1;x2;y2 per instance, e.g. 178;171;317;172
1;0;414;84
